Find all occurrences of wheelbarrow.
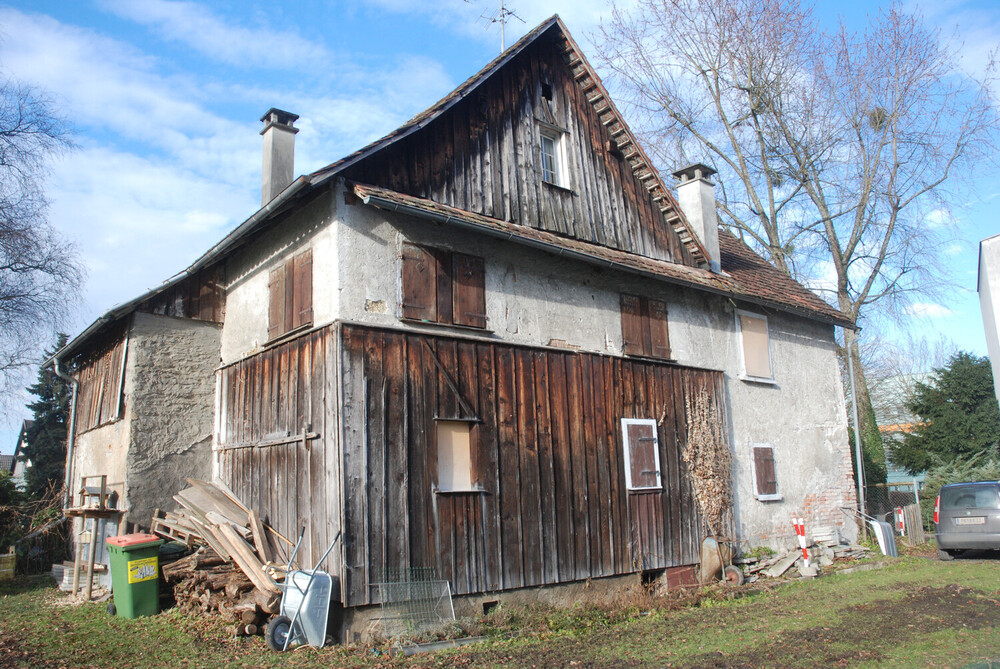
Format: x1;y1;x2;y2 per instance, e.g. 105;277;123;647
265;529;342;652
699;535;745;586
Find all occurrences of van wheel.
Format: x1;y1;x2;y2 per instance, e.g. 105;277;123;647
937;548;957;561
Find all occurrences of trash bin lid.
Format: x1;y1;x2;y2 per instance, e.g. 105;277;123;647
106;533;163;548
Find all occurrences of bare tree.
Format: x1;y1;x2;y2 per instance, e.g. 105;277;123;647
0;77;82;404
596;0;999;482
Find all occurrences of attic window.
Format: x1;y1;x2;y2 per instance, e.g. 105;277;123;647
541;81;553;101
268;248;313;341
400;243;487;329
540;130;560;184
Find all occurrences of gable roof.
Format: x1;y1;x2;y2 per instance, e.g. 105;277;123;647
310;15;709;267
353;182;853;328
53;16;852;366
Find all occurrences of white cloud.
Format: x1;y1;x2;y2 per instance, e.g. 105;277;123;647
924;207;956;229
97;0;329;68
907;302;954;318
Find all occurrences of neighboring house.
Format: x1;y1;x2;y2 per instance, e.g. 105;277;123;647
980;234;1000;405
870;373;928;487
55;17;858;635
11;420;32;490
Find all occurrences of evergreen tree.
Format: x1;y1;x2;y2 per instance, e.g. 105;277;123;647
889;352;1000;474
21;333;70;498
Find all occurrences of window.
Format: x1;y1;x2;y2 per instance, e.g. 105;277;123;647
621;419;662;491
437;421;476;492
268;248;313;341
736;310;772;381
400;243;487;329
540;131;560;184
620;294;671;359
750;444;781;501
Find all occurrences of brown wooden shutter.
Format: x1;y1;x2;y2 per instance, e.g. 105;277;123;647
626;422;660;489
434;249;453;325
753;446;778;496
621;294;644;355
452;253;487;328
293;248;313;328
401;243;437;321
268;266;285;340
647;299;671;359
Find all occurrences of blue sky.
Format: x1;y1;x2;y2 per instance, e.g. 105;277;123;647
1;0;998;453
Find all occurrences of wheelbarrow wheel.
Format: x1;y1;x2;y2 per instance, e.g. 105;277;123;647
723;565;745;586
265;615;293;652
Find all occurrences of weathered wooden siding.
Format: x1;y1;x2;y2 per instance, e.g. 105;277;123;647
340;324;722;607
137;266;225;323
339;33;696;267
74;324;127;434
216;328;339;573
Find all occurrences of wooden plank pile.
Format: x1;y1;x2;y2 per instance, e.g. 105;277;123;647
153;479;292;636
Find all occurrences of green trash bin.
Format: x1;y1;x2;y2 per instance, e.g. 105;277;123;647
106;533;164;618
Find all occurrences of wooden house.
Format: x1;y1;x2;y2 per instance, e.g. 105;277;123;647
55;16;858;635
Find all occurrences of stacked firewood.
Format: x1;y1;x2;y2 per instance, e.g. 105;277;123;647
151;479;290;637
162;547;279;635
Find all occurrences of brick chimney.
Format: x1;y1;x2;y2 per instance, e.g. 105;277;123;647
260;108;299;205
672;163;721;273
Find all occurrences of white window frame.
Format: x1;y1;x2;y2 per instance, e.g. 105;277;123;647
736;309;775;384
621;418;663;491
749;443;783;501
436;420;478;493
537;122;570;190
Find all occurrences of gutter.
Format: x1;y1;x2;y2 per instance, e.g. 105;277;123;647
51;355;80;508
358;192;855;330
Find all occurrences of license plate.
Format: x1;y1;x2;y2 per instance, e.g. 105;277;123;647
954;516;986;525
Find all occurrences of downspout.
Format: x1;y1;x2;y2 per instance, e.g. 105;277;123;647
51;355;80;509
846;329;865;515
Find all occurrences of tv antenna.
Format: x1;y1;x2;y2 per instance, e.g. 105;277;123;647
475;1;525;51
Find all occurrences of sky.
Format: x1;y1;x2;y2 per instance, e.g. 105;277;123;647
1;0;998;453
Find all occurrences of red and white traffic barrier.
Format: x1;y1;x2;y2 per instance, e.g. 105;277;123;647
793;517;810;567
895;507;905;537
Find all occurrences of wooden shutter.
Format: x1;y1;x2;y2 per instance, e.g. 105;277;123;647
647;299;671;359
623;419;661;490
293;248;313;328
268;265;286;340
621;294;645;356
452;253;487;328
434;249;453;325
753;445;778;496
401;243;437;321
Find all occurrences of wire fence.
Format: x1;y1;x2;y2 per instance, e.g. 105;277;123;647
863;481;921;524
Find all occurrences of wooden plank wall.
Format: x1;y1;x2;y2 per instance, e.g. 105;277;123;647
216;328;339;574
74;326;128;434
339;32;696;268
340;324;720;607
137;266;225;323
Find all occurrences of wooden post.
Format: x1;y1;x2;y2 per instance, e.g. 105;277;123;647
84;516;100;601
71;517;84;596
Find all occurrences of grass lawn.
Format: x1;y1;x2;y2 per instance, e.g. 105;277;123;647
2;551;999;668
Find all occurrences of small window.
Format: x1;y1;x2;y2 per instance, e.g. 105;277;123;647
751;444;781;501
400;243;487;329
737;310;772;381
621;419;662;491
268;248;313;341
540;131;560;184
437;421;475;492
620;294;671;359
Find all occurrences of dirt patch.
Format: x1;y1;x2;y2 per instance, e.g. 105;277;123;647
679;584;1000;668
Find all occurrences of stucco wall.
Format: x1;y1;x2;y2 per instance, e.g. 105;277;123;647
221;189;337;363
219;178;856;548
70;415;130;504
124;312;222;528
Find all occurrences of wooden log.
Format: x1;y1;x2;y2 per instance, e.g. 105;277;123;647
213;524;281;595
245;624;258;636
